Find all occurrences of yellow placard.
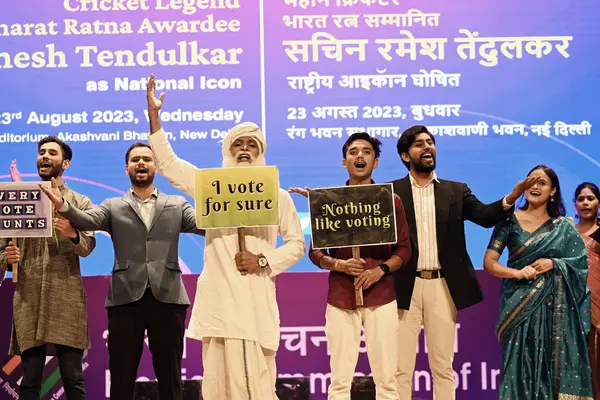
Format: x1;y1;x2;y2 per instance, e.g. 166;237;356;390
194;166;279;229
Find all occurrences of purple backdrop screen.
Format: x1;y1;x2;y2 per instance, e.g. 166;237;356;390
0;0;599;277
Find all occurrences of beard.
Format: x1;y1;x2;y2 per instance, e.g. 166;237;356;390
222;154;266;168
37;162;63;180
128;171;155;187
413;157;436;173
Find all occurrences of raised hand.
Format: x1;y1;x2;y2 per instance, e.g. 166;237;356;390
288;187;311;198
146;74;165;113
507;175;542;204
38;177;64;209
9;159;22;182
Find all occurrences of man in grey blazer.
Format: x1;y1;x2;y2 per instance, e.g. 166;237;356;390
39;142;199;400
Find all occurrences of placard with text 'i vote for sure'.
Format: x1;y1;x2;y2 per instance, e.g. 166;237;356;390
194;166;280;229
0;181;53;238
308;183;397;249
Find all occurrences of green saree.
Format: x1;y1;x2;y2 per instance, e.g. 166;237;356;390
488;215;593;399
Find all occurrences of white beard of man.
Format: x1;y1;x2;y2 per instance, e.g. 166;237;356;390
221;122;267;168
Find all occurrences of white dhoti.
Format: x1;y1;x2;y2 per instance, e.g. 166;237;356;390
201;337;278;400
325;300;399;400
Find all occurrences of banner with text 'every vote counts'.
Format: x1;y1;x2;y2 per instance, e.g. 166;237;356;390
0;182;53;238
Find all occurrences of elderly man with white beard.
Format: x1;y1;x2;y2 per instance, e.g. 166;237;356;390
145;74;306;399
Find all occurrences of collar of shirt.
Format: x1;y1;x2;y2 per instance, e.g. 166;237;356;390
408;171;439;188
130;188;158;203
344;179;375;186
54;181;67;193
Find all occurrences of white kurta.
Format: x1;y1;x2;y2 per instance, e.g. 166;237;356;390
149;129;306;351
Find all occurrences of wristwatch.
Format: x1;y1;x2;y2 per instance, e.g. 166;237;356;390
258;255;268;268
379;263;391;275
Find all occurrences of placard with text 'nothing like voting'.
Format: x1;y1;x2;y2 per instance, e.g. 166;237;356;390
0;181;53;238
194;166;280;229
308;183;397;250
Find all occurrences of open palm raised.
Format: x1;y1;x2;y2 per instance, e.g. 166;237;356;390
9;159;22;182
146;73;165;112
288;186;311;198
38;177;64;209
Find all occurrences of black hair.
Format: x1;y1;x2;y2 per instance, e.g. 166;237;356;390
342;132;382;159
125;142;152;164
519;165;566;218
396;125;435;170
38;136;73;161
574;182;600;224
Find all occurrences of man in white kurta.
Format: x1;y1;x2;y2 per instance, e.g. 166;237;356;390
146;75;306;399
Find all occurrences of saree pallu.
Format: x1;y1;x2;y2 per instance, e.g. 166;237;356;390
586;234;600;399
491;216;593;399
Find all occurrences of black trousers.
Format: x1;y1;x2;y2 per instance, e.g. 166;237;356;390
20;344;85;400
107;289;187;400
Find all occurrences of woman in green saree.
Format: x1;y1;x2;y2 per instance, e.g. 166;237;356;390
484;165;593;399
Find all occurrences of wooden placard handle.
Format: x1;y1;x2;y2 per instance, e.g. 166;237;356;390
11;237;18;283
237;228;248;276
352;246;363;307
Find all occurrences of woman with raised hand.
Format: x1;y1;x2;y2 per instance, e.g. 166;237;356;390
483;165;593;399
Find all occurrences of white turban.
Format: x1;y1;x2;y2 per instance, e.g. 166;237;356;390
221;122;267;168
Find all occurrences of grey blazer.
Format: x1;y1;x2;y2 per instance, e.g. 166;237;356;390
62;191;199;308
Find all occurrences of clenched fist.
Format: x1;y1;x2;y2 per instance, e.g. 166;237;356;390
5;241;20;264
234;251;260;275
